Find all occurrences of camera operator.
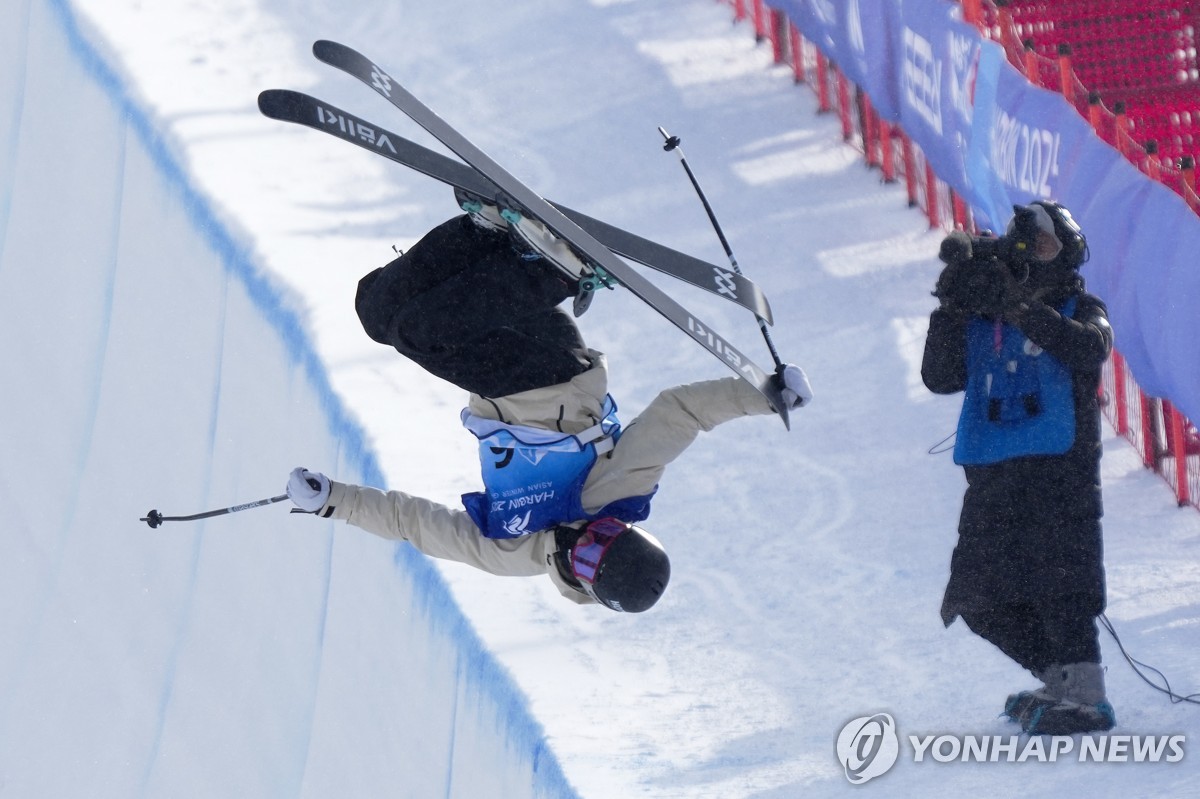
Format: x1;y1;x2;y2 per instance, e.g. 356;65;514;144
921;201;1116;735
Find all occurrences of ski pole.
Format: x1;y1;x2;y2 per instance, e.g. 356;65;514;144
140;494;292;528
657;126;784;371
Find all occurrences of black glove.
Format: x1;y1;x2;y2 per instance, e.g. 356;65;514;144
933;257;1009;317
938;231;974;264
999;267;1039;323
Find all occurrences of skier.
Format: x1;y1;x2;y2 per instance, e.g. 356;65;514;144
287;192;813;613
922;201;1115;734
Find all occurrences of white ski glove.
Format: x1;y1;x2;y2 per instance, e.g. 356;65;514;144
287;467;330;513
778;364;813;409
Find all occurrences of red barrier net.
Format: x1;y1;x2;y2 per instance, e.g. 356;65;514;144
981;1;1200;166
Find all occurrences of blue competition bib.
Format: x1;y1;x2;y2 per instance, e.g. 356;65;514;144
460;396;650;538
953;298;1077;466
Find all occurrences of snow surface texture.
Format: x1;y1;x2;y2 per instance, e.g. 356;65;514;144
7;0;1200;795
0;1;576;797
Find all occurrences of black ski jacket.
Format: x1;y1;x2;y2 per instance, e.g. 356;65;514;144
355;215;589;397
921;276;1113;623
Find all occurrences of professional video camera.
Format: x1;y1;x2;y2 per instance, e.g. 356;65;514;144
967;233;1016;262
941;205;1048;266
933;201;1087;317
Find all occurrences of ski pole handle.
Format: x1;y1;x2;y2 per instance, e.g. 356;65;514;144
658;126;784;370
140;494;291;528
659;127;738;265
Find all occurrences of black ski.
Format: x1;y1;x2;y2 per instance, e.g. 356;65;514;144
257;88;773;324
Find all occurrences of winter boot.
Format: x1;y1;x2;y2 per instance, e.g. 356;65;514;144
1023;662;1116;735
455;187;507;232
454;188;607;316
505;213;592;280
504;211;612;317
1003;664;1062;724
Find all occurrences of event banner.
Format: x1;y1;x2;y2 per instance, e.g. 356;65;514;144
769;0;1200;424
770;0;902;120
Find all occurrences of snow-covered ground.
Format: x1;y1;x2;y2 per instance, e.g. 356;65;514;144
41;0;1200;794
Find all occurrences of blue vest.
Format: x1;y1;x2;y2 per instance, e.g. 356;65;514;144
460;396;653;538
953;298;1077;466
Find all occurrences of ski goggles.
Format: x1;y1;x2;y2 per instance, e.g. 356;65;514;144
570;517;628;587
